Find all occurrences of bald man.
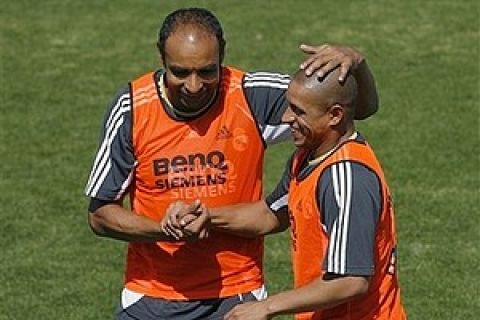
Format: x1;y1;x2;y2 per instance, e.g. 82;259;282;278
164;69;406;319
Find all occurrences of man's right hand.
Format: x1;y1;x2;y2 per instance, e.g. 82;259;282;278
161;200;210;241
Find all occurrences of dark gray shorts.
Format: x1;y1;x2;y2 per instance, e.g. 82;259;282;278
115;289;262;320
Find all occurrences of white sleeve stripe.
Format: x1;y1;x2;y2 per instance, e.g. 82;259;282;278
87;115;125;196
328;219;337;272
244;76;291;84
106;94;129;129
340;162;352;273
85;101;131;197
115;161;136;200
334;162;345;273
270;194;288;211
261;124;291;144
245;71;291;79
328;162;353;274
90;160;112;197
87;111;127;194
86;115;126;196
86;104;129;191
243;82;289;89
328;164;339;272
332;164;341;206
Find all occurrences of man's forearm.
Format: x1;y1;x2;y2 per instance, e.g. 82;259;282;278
263;276;369;317
209;201;288;237
88;203;176;242
353;59;379;120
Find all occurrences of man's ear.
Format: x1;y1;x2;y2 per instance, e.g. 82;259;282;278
156;45;166;67
328;104;345;126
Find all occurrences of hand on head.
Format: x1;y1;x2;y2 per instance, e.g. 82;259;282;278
161;199;210;241
299;43;364;82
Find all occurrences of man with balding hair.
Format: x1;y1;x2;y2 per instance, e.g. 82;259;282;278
164;68;406;319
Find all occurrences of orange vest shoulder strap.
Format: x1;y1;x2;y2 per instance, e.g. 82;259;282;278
131;72;155;90
319;140;386;181
130;72;157;109
224;66;245;78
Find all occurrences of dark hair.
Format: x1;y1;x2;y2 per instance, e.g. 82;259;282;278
157;8;226;62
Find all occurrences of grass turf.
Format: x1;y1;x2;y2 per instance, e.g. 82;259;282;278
1;1;478;319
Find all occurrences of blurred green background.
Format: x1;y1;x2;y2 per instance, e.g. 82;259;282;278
1;1;478;319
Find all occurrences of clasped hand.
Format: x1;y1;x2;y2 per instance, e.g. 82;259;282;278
161;200;210;241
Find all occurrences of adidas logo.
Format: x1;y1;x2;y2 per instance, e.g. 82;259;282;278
187;130;200;138
216;125;233;140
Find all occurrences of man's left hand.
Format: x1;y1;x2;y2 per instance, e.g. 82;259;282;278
299;43;364;82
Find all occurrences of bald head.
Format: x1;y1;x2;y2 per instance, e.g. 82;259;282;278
157;8;226;62
290;68;358;118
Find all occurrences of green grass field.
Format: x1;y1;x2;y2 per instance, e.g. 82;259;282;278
1;1;478;319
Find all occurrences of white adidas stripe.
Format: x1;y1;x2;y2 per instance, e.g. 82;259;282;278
86;113;127;197
244;81;289;89
340;162;352;273
244;72;291;88
244;76;291;84
85;98;131;197
245;71;290;79
106;93;129;129
86;94;130;191
261;124;290;144
327;162;353;274
270;194;288;211
334;163;345;273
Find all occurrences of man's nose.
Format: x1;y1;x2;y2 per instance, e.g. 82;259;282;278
281;106;295;124
185;73;203;94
